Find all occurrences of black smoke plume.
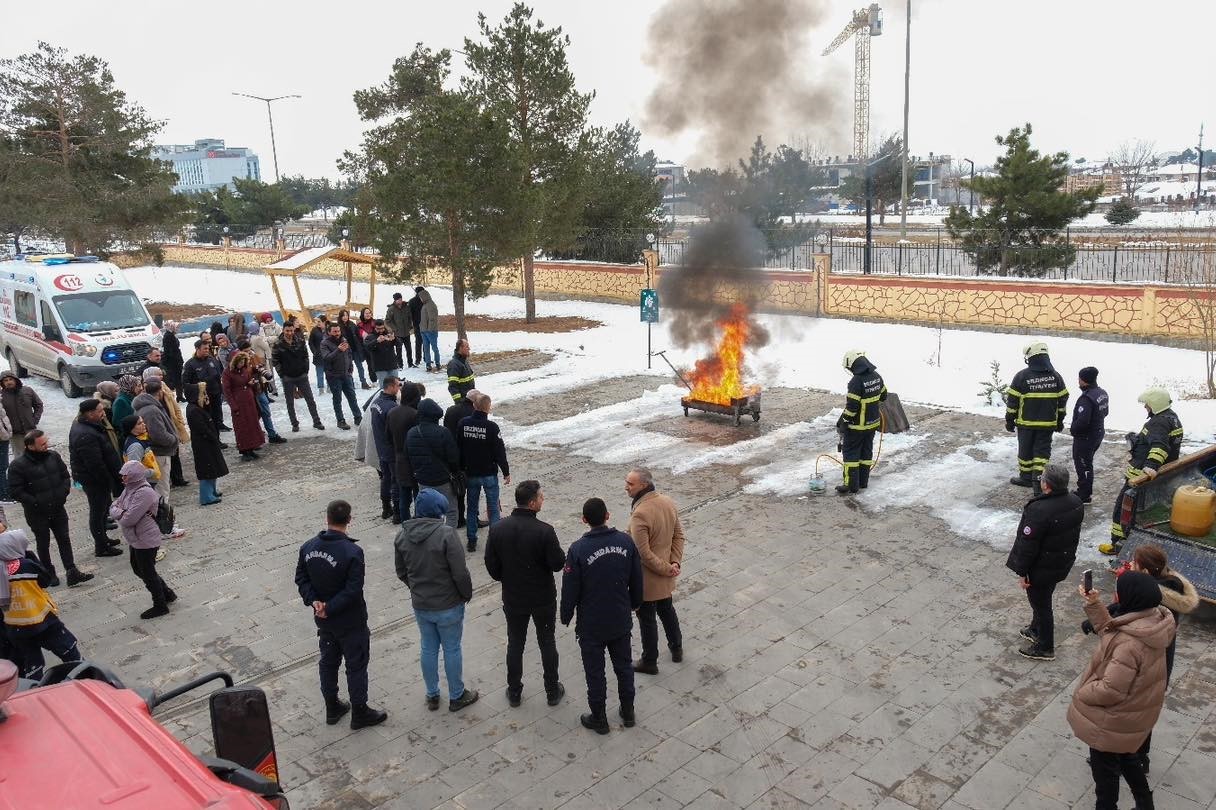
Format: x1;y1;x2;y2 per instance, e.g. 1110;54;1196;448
658;216;771;351
643;0;844;168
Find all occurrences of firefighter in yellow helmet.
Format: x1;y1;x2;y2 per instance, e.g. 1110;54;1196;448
1101;387;1183;556
1006;342;1069;494
836;350;886;495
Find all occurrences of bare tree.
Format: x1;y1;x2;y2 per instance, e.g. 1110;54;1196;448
1111;139;1157;200
1175;235;1216;397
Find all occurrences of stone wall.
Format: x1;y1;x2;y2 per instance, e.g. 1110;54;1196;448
140;243;1216;339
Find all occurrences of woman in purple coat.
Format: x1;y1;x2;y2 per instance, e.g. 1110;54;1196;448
110;460;176;620
221;351;266;460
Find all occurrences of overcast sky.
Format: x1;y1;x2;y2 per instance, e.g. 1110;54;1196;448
3;1;1212;179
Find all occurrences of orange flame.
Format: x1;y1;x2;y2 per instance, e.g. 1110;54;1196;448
685;303;759;405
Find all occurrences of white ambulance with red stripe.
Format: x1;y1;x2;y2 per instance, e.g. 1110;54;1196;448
0;255;161;397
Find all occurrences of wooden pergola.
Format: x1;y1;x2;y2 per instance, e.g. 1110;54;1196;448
263;245;379;327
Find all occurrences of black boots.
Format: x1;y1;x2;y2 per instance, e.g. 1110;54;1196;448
633;660;658;675
350;703;387;730
449;689;480;712
325;697;350;725
546;683;565;706
66;567;95;586
381;501;393;520
140;603;169;620
835;484;858;496
581;711;610;735
619;704;635;728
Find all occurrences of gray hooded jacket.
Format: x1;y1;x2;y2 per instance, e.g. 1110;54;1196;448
393;518;472;611
132;392;179;455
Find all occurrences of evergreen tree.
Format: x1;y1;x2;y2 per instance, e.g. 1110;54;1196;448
0;42;190;255
945;124;1100;277
837;134;910;225
684;136;824;246
550;121;663;263
463;3;593;323
226;178;308;228
347;45;515;339
1105;197;1141;225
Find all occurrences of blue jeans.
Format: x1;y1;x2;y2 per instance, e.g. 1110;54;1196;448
414;604;465;699
255;391;280;439
199;479;220;505
378;368;403;387
422;331;440;367
351;351;368;385
328;375;359;422
465;474;501;542
0;439;9;500
314;364;325;390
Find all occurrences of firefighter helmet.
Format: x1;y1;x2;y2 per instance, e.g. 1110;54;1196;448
1137;387;1172;415
843;350;866;370
1023;342;1049;362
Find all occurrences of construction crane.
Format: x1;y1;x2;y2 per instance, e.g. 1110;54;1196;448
822;4;883;161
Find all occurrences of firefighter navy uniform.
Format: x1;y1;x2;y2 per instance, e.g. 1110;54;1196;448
837;352;886;495
1069;367;1109;504
1102;389;1183;555
1006;345;1069;492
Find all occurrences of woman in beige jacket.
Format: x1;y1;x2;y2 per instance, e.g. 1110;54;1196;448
1068;571;1175;810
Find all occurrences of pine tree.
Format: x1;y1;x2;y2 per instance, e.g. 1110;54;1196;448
0;42;190;255
1105;197;1141;225
462;3;593;323
837;134;911;225
346;45;514;339
945;124;1100;277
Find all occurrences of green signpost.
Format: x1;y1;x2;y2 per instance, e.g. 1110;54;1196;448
641;288;659;369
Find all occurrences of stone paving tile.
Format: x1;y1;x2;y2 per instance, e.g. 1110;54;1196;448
24;389;1214;810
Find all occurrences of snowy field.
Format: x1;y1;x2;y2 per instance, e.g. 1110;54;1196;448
17;263;1212;561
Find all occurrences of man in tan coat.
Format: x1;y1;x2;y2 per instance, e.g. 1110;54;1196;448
624;467;684;675
1068;571;1174;810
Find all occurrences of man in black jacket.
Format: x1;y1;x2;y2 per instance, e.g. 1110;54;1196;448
320;324;361;430
444;394;477;531
1006;463;1084;661
561;497;644;734
294;499;387;730
446;339;476;403
485;480;565;708
362;319;402;385
8;431;93;587
388;382;422;521
408;287;424;370
182;340;226;431
836;351;887;495
1006;342;1070;494
271;322;325;432
1069;366;1108;505
68;400;123;558
406;399;459;527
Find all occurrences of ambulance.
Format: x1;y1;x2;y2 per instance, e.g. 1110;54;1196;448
0;254;161;397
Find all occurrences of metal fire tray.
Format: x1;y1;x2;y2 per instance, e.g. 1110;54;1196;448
681;392;761;426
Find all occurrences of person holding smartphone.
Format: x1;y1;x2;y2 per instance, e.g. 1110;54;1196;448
1068;571;1174;810
1005;463;1084;661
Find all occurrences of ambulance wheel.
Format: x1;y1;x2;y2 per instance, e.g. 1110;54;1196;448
58;365;82;398
6;349;27;378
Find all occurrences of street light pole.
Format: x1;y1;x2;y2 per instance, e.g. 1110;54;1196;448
963;158;975;214
898;0;912;238
232;92;301;182
1196;124;1205;215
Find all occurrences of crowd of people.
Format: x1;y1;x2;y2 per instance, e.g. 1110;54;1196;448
0;306;1206;806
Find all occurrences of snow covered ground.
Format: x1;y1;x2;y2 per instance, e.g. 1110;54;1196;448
15;263;1210;560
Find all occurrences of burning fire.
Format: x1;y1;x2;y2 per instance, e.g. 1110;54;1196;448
685;303;760;405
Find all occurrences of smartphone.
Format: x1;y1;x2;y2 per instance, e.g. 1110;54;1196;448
1082;569;1093;594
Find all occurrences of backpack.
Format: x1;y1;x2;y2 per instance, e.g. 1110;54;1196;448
153;496;175;535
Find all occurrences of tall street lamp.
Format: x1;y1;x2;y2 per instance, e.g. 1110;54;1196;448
232;92;300;182
898;0;912;238
865;148;899;274
962;158;975;213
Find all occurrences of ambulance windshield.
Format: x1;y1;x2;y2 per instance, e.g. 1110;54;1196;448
53;290;150;333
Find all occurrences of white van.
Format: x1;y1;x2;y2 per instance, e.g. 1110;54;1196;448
0;255;161;397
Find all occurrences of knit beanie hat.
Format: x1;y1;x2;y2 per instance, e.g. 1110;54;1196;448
1079;367;1099;385
1116;571;1163;614
415;488;449;519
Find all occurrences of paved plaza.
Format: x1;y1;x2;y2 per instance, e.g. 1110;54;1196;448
43;374;1216;810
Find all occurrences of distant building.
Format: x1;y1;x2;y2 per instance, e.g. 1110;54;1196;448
816;152;952;206
655;161;699;217
153;139;261;194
